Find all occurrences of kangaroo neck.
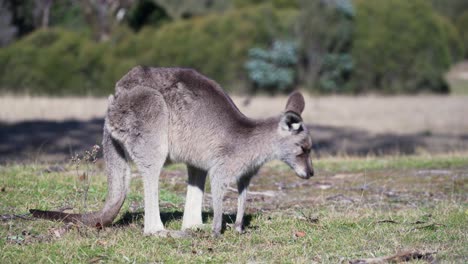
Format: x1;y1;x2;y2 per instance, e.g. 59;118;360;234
233;116;281;171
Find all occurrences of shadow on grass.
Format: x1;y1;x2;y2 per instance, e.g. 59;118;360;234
1;118;468;163
114;211;254;232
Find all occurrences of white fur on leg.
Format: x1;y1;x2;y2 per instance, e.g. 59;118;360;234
235;186;247;233
141;166;165;235
182;184;204;229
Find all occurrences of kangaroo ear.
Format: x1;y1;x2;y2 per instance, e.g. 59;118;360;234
285;91;305;115
280;111;303;133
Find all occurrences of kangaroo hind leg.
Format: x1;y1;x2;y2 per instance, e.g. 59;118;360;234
111;86;169;235
235;175;252;233
182;166;207;230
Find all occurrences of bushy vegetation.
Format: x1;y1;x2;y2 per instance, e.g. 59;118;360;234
456;11;468;58
233;0;298;9
244;40;298;93
0;0;466;95
0;29;106;95
350;0;463;93
132;5;296;87
297;0;354;93
0;5;296;95
430;0;468;23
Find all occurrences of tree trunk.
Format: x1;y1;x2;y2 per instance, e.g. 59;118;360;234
41;0;52;28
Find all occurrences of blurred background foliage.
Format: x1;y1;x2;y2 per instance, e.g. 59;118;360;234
0;0;466;95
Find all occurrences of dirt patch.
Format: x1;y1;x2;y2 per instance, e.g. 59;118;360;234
211;166;468;215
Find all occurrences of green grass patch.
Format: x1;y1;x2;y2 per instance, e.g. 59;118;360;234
314;152;468;173
1;154;467;263
448;77;468;95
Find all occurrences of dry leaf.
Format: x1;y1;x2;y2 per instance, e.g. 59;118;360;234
295;231;306;237
53;229;62;238
97;240;108;246
79;172;88;181
49;225;72;238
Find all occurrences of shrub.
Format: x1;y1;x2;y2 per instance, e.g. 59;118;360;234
133;4;297;89
318;53;353;93
233;0;298;9
49;0;87;30
244;40;298;93
0;5;297;95
351;0;462;93
0;28;130;95
456;11;468;58
436;15;465;63
297;0;354;93
430;0;468;23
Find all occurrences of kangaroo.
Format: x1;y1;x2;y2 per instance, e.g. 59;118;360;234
30;66;314;236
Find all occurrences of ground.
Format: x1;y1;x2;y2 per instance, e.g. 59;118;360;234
1;154;467;263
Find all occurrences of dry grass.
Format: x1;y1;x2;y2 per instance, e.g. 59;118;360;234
0;96;108;123
2;94;468;135
240;95;468;135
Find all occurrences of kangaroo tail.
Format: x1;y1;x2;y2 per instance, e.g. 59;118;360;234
30;109;131;227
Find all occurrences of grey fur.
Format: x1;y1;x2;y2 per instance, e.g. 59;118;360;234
30;66;314;236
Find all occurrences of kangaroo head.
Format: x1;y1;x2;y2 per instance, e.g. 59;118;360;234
277;91;314;179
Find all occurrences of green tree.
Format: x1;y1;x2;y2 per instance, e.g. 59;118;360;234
430;0;468;22
0;0;17;46
126;0;170;31
153;0;230;19
133;4;296;87
456;11;468;58
297;0;354;92
351;0;462;93
244;40;298;94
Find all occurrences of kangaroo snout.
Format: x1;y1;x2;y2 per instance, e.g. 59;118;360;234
295;167;314;179
302;169;314;179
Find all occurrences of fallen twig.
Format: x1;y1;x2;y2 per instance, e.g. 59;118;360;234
349;250;436;264
375;219;399;224
411;223;445;231
0;213;34;221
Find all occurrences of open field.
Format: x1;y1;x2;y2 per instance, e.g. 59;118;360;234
1;95;468;135
1;154;467;263
1;95;468;163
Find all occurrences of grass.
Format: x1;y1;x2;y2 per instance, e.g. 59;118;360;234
446;61;468;95
314;153;468;173
1;154;467;263
448;78;468;95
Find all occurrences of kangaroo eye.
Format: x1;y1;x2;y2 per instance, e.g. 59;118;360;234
301;147;310;154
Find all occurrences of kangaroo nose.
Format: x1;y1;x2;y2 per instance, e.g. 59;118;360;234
309;169;314;177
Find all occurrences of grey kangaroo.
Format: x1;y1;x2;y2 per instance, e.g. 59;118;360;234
31;66;314;236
